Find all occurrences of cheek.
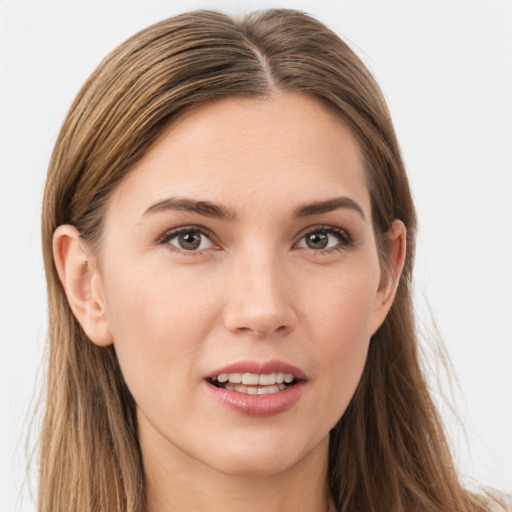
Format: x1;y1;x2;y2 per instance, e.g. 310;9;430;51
302;266;378;415
305;263;379;344
101;262;221;391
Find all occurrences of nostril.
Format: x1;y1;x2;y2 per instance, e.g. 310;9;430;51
238;325;289;336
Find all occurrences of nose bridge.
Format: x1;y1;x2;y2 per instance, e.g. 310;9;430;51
223;240;297;336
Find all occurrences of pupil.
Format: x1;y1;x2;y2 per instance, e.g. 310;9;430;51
179;232;201;250
307;232;328;249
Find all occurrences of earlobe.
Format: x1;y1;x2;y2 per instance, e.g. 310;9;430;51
53;225;113;346
370;220;407;335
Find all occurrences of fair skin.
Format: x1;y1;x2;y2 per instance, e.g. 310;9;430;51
53;92;406;512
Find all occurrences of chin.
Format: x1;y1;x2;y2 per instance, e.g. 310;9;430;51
201;431;327;478
212;453;300;478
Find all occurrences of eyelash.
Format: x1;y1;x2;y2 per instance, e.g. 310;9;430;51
157;224;353;256
156;226;216;257
297;225;353;254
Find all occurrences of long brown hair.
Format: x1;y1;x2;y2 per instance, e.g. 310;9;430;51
40;9;489;512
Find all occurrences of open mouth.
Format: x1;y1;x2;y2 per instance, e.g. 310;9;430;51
207;372;299;395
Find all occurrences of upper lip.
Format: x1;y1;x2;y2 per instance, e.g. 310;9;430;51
206;360;307;380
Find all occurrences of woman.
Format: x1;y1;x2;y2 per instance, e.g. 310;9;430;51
39;8;505;512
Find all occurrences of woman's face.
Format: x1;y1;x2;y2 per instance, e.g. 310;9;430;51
94;92;398;477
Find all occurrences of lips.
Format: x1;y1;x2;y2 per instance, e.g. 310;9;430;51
204;360;307;417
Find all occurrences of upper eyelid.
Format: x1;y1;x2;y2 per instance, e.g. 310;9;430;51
157;225;215;243
296;224;352;241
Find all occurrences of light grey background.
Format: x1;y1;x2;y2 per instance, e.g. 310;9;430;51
1;1;511;511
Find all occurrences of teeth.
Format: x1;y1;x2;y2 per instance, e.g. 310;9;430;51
228;373;242;384
223;383;287;395
212;371;297;395
258;385;280;394
215;372;295;386
241;373;259;385
258;373;276;385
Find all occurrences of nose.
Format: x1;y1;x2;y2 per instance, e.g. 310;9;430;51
222;249;297;338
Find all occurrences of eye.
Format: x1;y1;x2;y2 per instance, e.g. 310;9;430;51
296;226;352;251
163;228;215;252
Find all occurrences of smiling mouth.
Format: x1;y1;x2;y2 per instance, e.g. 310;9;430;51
207;372;299;395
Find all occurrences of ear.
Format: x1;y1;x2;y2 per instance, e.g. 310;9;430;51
52;225;113;346
370;219;407;336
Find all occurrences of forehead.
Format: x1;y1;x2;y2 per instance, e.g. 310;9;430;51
108;92;371;219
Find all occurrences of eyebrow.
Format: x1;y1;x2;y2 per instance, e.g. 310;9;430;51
293;197;366;220
143;197;239;221
143;195;365;221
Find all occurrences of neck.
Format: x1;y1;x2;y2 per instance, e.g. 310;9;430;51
141;426;332;512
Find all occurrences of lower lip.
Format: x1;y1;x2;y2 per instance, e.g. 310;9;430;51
204;380;306;418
